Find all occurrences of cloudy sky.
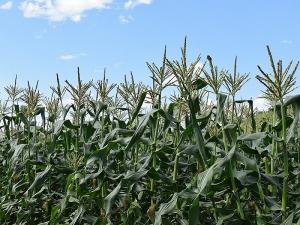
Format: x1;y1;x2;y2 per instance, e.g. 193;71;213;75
0;0;299;109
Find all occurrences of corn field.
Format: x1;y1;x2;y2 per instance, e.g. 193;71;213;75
0;39;300;225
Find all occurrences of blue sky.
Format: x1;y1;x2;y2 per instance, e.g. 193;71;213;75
0;0;299;101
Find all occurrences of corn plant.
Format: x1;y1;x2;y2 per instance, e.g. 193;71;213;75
223;57;250;122
0;40;299;225
256;45;299;219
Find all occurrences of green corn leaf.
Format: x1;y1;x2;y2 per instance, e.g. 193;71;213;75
192;78;207;90
70;206;85;225
104;181;122;215
154;193;179;225
129;91;147;125
188;195;200;225
281;212;294;225
25;165;52;195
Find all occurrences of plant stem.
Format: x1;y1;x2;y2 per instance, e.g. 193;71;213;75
281;103;288;219
270;106;277;175
222;126;245;220
150;116;159;193
231;95;235;123
172;104;182;181
150;92;161;200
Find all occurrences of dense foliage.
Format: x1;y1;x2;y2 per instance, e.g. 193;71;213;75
0;40;300;225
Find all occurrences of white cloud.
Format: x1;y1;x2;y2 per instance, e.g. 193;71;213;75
124;0;152;9
0;1;13;10
281;40;293;45
253;96;269;111
113;61;124;68
59;53;87;60
60;54;76;60
119;14;133;24
19;0;113;22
